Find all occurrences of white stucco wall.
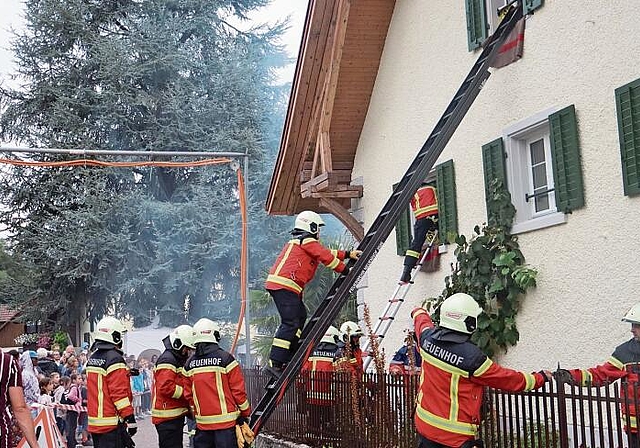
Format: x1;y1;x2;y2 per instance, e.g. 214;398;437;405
353;0;640;372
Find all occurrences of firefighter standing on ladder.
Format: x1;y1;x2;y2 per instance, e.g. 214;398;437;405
264;211;361;378
87;316;137;448
400;182;438;283
152;325;195;448
412;293;551;448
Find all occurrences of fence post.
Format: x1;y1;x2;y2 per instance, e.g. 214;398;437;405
556;378;570;448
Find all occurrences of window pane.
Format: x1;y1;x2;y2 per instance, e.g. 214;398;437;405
530;139;545;165
535;193;549;212
532;164;548;189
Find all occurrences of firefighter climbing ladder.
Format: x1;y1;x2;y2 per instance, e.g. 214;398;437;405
249;3;523;435
361;230;438;372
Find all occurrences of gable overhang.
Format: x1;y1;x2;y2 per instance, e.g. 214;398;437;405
265;0;396;240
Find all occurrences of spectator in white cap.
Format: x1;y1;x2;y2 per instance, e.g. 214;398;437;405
36;348;60;377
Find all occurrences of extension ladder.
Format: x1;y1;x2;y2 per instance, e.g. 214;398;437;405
361;230;438;372
249;4;524;435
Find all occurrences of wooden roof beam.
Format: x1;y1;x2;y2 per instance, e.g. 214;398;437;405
319;196;364;242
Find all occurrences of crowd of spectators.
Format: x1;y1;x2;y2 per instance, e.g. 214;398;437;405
4;342;154;448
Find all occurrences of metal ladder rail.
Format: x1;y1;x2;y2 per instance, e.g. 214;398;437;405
361;231;438;371
249;4;523;435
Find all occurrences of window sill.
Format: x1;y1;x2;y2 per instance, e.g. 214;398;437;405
511;212;567;235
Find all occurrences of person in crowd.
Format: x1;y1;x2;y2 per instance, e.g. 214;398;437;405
152;325;195;448
87;316;136;448
130;362;145;419
183;318;251;448
51;350;62;368
556;303;640;448
1;350;39;448
399;182;439;283
36;348;60;377
77;351;88;375
301;325;340;436
333;321;364;376
78;373;90;446
264;211;361;378
19;351;39;410
389;332;422;375
412;293;551;448
38;376;54;406
61;355;79;377
140;359;152;415
54;375;70;436
62;373;82;448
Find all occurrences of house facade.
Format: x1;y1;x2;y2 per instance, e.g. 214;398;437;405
267;0;640;371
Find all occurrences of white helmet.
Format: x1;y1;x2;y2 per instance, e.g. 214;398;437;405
439;293;483;334
320;326;341;345
622;303;640;325
169;325;196;350
340;321;363;342
94;316;126;345
294;211;325;234
193;318;221;344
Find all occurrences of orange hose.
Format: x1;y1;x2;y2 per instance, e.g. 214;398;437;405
0;157;232;168
230;168;248;354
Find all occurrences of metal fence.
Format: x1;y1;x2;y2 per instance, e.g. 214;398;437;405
245;369;638;448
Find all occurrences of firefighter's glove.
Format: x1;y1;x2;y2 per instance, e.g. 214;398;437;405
241;423;255;444
236;416;248;426
235;424;245;448
348;250;362;260
553;368;576;385
124;414;138;436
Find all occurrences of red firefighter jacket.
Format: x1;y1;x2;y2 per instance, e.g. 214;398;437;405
183;343;250;431
265;237;347;295
152;347;190;425
568;338;640;433
411;185;438;220
301;342;338;405
86;342;134;434
412;308;546;447
333;344;364;376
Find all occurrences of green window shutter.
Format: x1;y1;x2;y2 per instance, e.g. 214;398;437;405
482;137;507;203
393;183;412;256
615;78;640;196
436;160;458;240
549;105;585;211
465;0;488;51
523;0;544;15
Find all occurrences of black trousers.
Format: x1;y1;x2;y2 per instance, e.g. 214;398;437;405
193;427;236;448
92;428;121;448
156;417;185;448
268;288;307;365
404;216;438;267
417;435;483;448
66;411;78;448
630;432;639;448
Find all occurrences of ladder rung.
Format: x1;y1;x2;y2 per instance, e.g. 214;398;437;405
379;316;394;321
388;298;404;303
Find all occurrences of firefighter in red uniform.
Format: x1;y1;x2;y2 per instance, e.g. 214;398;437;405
264;210;361;378
413;293;550;448
557;303;640;448
87;316;137;448
152;324;195;448
183;318;251;448
333;321;364;376
301;325;340;435
400;183;439;283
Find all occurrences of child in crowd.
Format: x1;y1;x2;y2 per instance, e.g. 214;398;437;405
38;377;54;406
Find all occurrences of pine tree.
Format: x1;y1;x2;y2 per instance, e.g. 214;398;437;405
0;0;290;327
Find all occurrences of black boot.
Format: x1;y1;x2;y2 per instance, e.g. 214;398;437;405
400;265;414;283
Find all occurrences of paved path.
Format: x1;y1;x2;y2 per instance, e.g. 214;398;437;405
129;414;191;447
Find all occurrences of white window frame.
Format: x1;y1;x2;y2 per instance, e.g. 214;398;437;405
485;0;508;34
503;107;567;234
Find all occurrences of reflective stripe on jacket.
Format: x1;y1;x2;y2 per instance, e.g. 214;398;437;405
183;343;250;431
411;185;438;219
152;349;190;425
411;308;545;447
87;342;134;434
333;345;363;377
569;338;640;433
265;238;347;294
301;343;338;406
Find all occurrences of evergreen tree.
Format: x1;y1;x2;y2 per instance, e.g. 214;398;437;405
0;0;289;327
